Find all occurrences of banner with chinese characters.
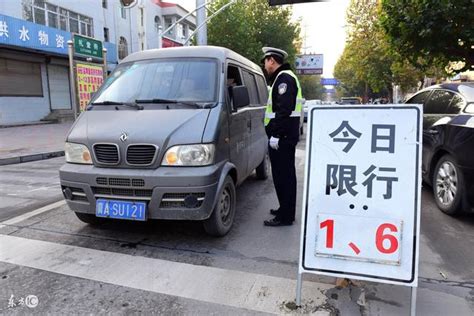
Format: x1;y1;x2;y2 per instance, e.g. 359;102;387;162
299;105;422;286
73;34;103;59
0;14;117;63
0;13;70;55
75;62;104;111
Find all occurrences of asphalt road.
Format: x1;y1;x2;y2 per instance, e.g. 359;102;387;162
0;133;473;315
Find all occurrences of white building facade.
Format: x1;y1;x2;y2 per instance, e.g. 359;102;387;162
0;0;195;125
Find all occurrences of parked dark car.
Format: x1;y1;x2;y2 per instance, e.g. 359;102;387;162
339;97;362;105
405;83;474;215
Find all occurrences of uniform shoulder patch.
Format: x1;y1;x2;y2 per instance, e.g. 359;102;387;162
278;83;287;95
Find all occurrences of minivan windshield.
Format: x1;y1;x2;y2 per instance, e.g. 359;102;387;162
93;58;218;107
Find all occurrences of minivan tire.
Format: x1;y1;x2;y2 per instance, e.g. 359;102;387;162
432;155;464;215
75;212;105;225
203;176;236;237
255;153;270;180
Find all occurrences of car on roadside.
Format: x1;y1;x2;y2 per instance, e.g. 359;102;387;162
59;46;270;237
303;99;321;122
405;82;474;215
339;97;362;105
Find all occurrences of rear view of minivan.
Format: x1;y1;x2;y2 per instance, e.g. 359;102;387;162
59;46;270;236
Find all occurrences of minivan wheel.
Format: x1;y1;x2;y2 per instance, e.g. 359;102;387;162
255;153;270;180
203;176;236;237
75;212;105;225
433;155;464;215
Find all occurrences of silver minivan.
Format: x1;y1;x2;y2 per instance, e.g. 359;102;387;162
59;46;269;236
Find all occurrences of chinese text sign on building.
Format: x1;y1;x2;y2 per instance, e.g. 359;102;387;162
0;14;117;63
299;105;422;286
75;63;104;111
73;34;103;59
0;13;70;55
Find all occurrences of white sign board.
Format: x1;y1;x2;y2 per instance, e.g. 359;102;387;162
299;105;422;286
295;54;323;75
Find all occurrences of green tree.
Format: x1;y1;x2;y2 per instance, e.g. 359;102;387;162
207;0;301;66
380;0;473;74
298;75;325;100
335;0;394;100
334;43;367;98
334;0;437;100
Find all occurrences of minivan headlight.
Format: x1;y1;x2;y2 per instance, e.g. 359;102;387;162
65;142;92;164
162;144;215;166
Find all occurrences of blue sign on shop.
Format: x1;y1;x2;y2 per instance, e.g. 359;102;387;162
0;14;117;63
0;13;71;55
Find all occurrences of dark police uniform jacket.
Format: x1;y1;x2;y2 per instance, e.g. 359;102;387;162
265;63;300;146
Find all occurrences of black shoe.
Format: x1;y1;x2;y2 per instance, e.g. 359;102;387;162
264;218;293;227
270;209;279;216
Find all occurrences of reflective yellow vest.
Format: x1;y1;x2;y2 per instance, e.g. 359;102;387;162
264;70;304;126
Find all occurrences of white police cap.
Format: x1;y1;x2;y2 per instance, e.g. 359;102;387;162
261;47;288;62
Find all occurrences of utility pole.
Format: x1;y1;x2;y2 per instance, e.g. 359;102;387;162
196;0;207;45
302;23;311;54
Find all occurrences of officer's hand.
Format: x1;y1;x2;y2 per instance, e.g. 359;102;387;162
269;136;279;150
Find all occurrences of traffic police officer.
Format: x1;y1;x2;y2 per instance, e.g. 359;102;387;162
262;47;303;226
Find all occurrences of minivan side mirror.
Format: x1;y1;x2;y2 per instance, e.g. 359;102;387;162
232;85;250;109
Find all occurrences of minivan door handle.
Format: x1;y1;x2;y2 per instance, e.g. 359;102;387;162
427;129;439;135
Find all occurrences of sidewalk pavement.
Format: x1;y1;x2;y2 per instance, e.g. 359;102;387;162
0;122;73;166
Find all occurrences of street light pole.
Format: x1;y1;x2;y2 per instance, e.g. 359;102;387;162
196;0;207;45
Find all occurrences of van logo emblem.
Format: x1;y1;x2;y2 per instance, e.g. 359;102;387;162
119;132;128;142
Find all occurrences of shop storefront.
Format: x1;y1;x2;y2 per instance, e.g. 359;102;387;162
0;13;117;125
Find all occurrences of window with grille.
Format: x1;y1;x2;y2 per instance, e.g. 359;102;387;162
22;0;93;37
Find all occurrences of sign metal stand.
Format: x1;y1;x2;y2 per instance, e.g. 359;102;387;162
67;40;78;119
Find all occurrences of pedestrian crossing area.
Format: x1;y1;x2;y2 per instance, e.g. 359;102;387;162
0;232;330;314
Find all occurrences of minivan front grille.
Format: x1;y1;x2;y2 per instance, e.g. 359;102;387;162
92;186;153;200
131;179;145;187
108;178;131;186
94;144;119;164
96;177;145;187
127;145;157;165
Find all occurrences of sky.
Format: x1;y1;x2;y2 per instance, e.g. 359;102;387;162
171;0;351;77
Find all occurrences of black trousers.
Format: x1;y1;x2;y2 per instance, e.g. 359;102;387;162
268;141;296;222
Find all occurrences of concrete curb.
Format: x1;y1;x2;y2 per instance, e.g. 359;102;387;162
0;121;56;129
0;151;64;166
